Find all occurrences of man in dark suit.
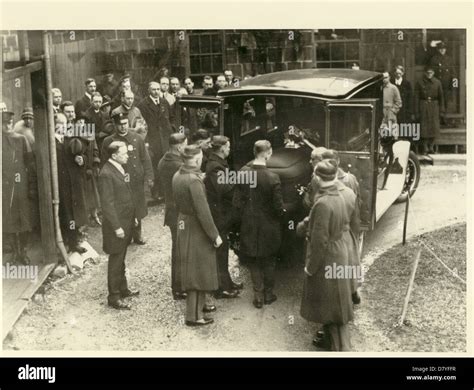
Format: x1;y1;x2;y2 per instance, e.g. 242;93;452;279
101;113;153;245
137;81;174;202
99;141;139;310
75;78;97;118
205;136;242;299
157;133;187;300
233;140;286;308
85;92;113;155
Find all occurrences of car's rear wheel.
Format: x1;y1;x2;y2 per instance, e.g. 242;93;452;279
396;151;421;203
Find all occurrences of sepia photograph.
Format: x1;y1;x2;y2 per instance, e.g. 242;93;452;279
1;19;469;360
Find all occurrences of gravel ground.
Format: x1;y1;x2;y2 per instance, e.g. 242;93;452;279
3;165;467;352
353;223;466;352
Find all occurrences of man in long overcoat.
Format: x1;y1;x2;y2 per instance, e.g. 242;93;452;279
2;111;35;264
300;160;359;351
57;108;90;253
157;133;187;300
137;81;174;202
99;141;139;310
233;140;285;308
205;136;242;299
429;41;454;114
102;113;154;245
415;66;445;154
172;145;222;326
382;72;402;125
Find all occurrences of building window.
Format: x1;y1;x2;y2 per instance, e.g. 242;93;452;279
189;31;224;78
314;29;360;69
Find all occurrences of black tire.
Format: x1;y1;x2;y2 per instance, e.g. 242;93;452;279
396;151;421;203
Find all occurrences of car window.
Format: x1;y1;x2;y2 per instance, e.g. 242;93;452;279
328;106;372;151
179;102;220;136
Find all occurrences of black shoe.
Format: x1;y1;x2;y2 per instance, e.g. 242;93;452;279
203;304;216;313
173;292;187;300
264;294;277;305
133;239;146;245
352;291;361;305
108;299;131;310
312;337;330;350
214;290;240;299
231;281;244;290
185;318;214;327
253;299;263;309
121;289;140;298
72;245;87;254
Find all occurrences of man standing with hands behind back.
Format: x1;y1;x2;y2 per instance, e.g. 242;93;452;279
99;141;139;310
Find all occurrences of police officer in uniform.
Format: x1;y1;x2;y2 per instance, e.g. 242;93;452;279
101;113;154;245
415;66;445;154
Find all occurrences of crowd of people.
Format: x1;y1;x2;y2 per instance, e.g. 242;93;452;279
3;49;452;351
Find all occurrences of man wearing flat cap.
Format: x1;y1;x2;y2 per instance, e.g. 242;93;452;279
300;160;359;351
102;112;154;245
2;111;36;264
205;135;243;299
415;65;444;154
233;140;285;308
157;133;187;300
172;144;222;326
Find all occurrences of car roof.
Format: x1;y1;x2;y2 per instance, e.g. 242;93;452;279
218;69;383;99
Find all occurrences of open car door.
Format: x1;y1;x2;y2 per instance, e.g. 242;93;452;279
177;95;224;137
325;99;378;230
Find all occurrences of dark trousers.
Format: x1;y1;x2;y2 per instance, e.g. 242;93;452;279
216;232;234;292
323;324;351;351
4;232;29;260
132;219;142;242
186;290;206;322
107;245;130;303
168;219;183;294
248;256;276;300
421;137;435;154
63;227;81;251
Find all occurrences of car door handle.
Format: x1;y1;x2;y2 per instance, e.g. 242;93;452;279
355;155;370;160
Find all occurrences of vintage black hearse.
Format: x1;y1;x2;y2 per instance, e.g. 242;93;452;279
177;69;421;251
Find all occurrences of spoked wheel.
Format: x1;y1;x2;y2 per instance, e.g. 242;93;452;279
396;151;421;203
